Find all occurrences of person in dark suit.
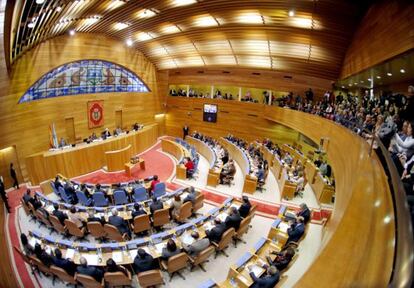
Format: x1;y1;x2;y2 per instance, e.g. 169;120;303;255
22;189;32;205
29;194;42;210
238;196;252;218
0;176;11;213
105;258;128;276
297;203;311;224
52;248;76;276
206;218;226;244
133;248;157;273
76;257;104;282
54;176;63;190
266;246;295;271
225;207;242;231
182;186;197;204
149;196;163;215
249;265;280;288
52;203;68;225
108;208;131;238
131;203;147;219
64;181;77;204
183;125;189;139
10;163;19;189
34;243;53;267
287;217;305;244
87;209;105;225
161;239;181;260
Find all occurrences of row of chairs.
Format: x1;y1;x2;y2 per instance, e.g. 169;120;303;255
22;194;205;241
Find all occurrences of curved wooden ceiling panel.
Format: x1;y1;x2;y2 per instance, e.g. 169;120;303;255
9;0;370;80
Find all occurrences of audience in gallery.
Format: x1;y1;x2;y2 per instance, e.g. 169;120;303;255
248;264;280;288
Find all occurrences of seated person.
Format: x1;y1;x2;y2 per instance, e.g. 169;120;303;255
238;196;252;218
94;183;106;195
225;207;242;231
206;218;226;244
161;239;181;260
267;246;295;271
150;175;160;193
182;231;210;257
219;160;236;184
77;257;104;282
296;203;311;224
63;181;77;204
132;122;142;131
34;243;53;267
248;265;280;288
108;208;131;238
133;248;157;273
131;203;147;219
52;248;76;276
287;217;305;244
30;194;43;210
183;157;195;178
292;171;305;194
87;209;105;225
22;189;33;205
113;126;123;136
54;176;63;189
89;132;98;141
67;206;84;228
20;233;33;255
149;196;163;215
102;128;111;138
282;153;293;165
171;195;183;218
52;203;68;225
80;184;91;198
59;137;67;148
256;165;265;182
105;258;128;276
314;157;323;167
182;186;197;204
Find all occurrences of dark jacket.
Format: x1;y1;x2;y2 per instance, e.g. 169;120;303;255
133;253;156;273
238;202;252;218
108;215;129;235
249;270;280;288
132;209;147;219
297;208;311;224
53;209;68;225
287;222;305;243
225;214;242;231
76;265;104;282
206;223;226;243
87;216;105;225
150;200;163;215
52;256;76;276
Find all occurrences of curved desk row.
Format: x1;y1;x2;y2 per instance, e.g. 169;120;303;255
26;124;159;185
105;144;132;172
27;197;237;266
186;136;222;187
160;138;190;180
219;138;257;194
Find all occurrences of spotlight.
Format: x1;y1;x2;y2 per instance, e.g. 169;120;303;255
56;6;62;12
28;22;35;28
387;72;392;76
376;76;381;79
126;39;133;46
36;0;45;4
288;9;295;17
400;69;405;73
69;30;75;36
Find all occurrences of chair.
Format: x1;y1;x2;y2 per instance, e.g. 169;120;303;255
75;273;104;288
132;186;148;202
212;228;235;258
64;219;86;239
49;215;67;235
233;216;251;247
87;221;106;241
21;199;35;221
256;179;266;193
192;194;204;214
113;190;129;205
76;191;92;206
174;202;192;223
92;192;109;207
104;270;132;287
34;210;54;232
152;208;170;229
59;187;73;204
50;265;77;286
104;224;128;242
160;252;188;281
131;215;151;235
50;182;60;196
153;182;166;198
14;246;35;275
29;255;51;277
189;245;215;272
137;269;165;288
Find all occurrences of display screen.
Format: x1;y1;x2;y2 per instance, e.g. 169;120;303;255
203;104;218;123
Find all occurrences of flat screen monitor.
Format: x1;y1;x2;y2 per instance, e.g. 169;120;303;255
203;104;217;123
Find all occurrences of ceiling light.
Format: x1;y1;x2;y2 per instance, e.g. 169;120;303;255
28;22;35;28
56;6;62;12
193;15;217;27
400;69;405;73
113;22;129;30
376;76;381;79
341;86;345;89
236;12;263;24
288;9;295;17
69;30;75;36
126;39;133;46
387;72;392;76
172;0;197;7
136;9;156;19
136;32;153;41
36;0;45;4
160;24;180;34
354;82;358;85
348;83;352;86
367;78;372;81
360;80;364;83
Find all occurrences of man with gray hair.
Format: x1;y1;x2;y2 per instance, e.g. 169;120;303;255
248;264;280;288
76;256;104;282
108;208;130;238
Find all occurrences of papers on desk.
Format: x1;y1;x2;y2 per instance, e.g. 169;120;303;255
230;203;240;210
129;249;138;259
203;222;214;231
44;246;52;255
180;192;189;200
278;222;290;233
250;264;265;278
216;212;228;223
154;243;165;255
65;249;75;259
83;254;99;266
165;199;173;207
112;251;123;263
29;237;41;248
284;211;296;219
45;205;54;214
181;233;195;246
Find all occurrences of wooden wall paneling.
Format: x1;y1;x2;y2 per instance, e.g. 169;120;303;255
115;110;123;130
0;146;22;189
0;33;164;181
65;117;76;144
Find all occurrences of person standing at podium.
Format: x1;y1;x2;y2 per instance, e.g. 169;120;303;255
183;124;189;139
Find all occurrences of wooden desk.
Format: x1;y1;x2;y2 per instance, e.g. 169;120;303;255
281;144;306;165
220;138;257;194
26;124;159;185
304;160;318;184
160;139;190;180
277;168;297;200
105;145;132;172
186;136;222;187
124;159;145;177
311;173;335;204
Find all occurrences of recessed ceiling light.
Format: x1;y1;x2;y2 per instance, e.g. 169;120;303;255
36;0;45;4
400;69;405;73
126;39;133;46
360;80;364;83
288;9;295;17
376;76;381;79
69;30;75;36
367;78;372;81
28;22;35;28
113;22;129;30
387;72;392;76
172;0;197;7
137;9;156;19
341;86;345;89
161;24;180;34
348;83;352;86
136;32;153;41
193;15;217;27
56;6;62;12
354;82;358;85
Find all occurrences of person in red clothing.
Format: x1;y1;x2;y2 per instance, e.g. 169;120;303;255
183;157;194;178
150;175;160;193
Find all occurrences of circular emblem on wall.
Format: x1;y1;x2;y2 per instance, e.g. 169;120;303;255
89;102;103;126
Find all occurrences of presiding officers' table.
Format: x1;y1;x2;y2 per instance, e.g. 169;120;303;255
26;124;159;185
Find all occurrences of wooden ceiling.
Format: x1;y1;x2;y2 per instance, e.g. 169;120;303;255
9;0;371;80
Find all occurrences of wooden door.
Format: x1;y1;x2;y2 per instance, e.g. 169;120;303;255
115;110;123;130
65;117;76;144
0;146;22;189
